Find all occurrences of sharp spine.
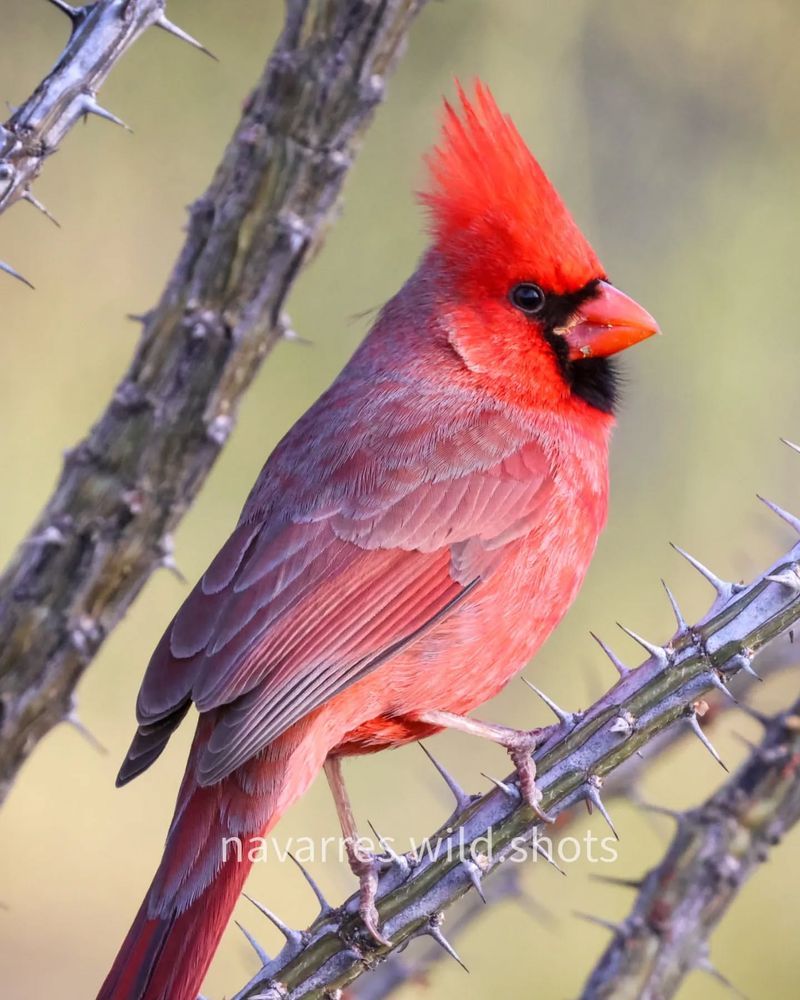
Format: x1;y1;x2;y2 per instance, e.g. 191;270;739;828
46;0;91;26
22;189;60;227
78;94;132;131
154;12;218;60
765;565;800;594
462;859;487;902
706;670;737;703
242;893;303;948
581;775;619;840
419;742;475;814
235;921;270;965
617;622;669;667
686;712;729;771
574;911;623;935
287;852;334;918
727;651;761;681
661;578;688;632
670;542;737;600
589;631;630;679
533;836;566;875
780;438;800;456
480;772;519;801
0;260;33;288
521;677;576;726
423;915;468;972
756;494;800;535
65;706;107;755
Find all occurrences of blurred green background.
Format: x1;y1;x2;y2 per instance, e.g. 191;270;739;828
2;1;800;997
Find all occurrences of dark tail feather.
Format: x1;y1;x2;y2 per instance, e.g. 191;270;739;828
96;836;254;1000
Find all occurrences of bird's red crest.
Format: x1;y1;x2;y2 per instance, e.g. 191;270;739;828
421;81;603;294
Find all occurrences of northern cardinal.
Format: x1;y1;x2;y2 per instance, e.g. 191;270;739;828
98;82;657;1000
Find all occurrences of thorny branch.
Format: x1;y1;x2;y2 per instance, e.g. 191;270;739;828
230;492;800;1000
580;692;800;1000
0;0;212;283
346;633;798;1000
0;0;429;804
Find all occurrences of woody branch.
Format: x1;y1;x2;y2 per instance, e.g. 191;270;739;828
0;0;429;804
229;482;800;1000
0;0;213;285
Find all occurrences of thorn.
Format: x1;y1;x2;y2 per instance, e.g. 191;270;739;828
780;438;800;456
686;711;729;771
480;772;520;801
589;873;642;890
661;578;688;632
366;819;407;872
670;542;737;600
756;494;800;536
287;852;334;918
634;797;685;824
697;951;749;999
22;189;60;227
45;0;90;25
242;893;303;948
0;260;34;288
609;710;635;738
158;535;186;583
65;706;107;755
616;622;669;668
154;12;218;60
419;743;474;814
520;677;576;726
765;566;800;594
574;911;623;935
727;651;761;682
461;859;487;902
423;914;468;972
738;702;771;728
532;836;566;875
706;670;737;704
235;921;270;965
589;631;630;679
78;94;132;132
581;775;619;840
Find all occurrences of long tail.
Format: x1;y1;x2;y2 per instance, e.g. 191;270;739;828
97;722;324;1000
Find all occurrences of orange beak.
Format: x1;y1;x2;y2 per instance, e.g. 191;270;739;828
557;280;659;361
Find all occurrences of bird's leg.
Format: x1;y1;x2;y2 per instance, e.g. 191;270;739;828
323;755;391;946
414;709;554;822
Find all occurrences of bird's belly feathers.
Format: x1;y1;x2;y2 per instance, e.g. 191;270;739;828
327;484;605;754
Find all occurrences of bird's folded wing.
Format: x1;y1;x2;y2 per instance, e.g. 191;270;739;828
120;405;549;787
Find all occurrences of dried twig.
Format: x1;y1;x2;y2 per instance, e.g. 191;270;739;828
230;499;800;1000
0;0;429;803
0;0;212;283
579;694;800;1000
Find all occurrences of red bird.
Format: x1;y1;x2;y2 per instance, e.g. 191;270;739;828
98;83;657;1000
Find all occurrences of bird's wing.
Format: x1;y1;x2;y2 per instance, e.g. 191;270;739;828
120;390;551;787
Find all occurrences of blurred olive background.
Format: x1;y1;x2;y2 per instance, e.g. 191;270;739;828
2;1;800;997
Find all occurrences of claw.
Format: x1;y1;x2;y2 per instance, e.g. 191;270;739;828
581;775;619;840
154;12;218;60
686;709;728;771
757;494;800;535
616;622;669;667
661;578;688;632
242;893;304;950
419;742;475;815
235;920;270;965
521;677;577;726
287;852;334;919
343;841;391;947
589;631;630;679
670;542;738;600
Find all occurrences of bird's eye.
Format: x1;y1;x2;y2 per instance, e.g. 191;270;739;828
510;282;546;315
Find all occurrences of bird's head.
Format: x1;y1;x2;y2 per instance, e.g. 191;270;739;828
420;82;658;415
